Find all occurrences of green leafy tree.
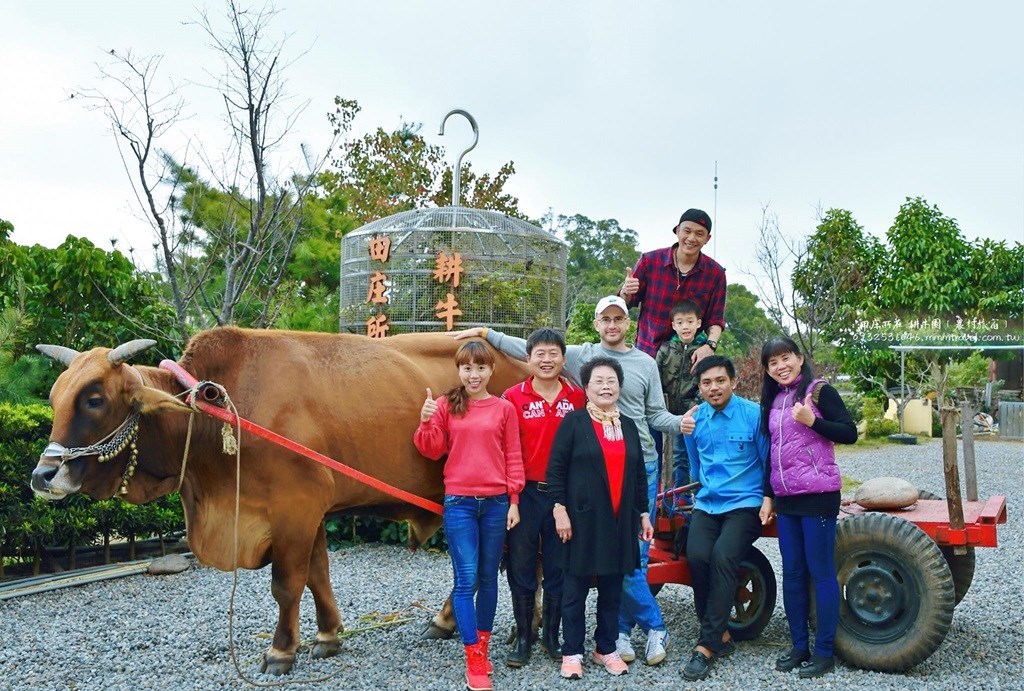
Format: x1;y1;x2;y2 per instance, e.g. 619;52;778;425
718;284;779;360
0;227;178;357
810;198;1022;403
546;213;640;311
324;99;527;226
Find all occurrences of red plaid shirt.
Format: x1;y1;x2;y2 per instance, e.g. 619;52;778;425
623;245;727;356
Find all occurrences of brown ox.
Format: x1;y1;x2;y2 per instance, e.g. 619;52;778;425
31;327;530;675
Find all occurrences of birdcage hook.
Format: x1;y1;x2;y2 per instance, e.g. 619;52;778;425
438;109;479;207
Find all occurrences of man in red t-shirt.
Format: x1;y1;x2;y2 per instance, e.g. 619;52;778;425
502;328;586;668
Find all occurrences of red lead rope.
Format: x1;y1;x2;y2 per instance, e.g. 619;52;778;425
159;359;444;516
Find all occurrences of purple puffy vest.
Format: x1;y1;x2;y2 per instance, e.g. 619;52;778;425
768;378;841;497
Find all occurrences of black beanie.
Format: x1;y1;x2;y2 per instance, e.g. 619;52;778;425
675;208;712;233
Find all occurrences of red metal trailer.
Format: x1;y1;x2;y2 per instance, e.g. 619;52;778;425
645;486;1007;672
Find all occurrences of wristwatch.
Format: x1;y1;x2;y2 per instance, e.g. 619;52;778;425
706;339;718;351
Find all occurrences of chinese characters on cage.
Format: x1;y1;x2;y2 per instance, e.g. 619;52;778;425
365;237;392;338
433;251;464;330
364;237;468;336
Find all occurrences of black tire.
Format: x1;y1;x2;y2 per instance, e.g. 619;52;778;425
728;545;777;641
834;512;954;672
918;490;976;606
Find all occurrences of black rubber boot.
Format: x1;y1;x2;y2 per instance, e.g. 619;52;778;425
505;595;534;668
540;594;562;661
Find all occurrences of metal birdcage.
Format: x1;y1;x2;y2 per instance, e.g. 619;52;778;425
339;206;568;337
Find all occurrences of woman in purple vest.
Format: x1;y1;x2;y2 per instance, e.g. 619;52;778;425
759;337;857;678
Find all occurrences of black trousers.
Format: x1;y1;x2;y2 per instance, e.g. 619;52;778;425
686;507;762;654
561;572;622;656
506;482;564;598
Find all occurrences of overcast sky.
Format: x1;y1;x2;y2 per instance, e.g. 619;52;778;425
2;1;1021;296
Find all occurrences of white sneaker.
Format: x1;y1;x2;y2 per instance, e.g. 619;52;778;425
645;629;669;666
615;633;636;662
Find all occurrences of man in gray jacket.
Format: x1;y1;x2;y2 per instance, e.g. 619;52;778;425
453;295;683;667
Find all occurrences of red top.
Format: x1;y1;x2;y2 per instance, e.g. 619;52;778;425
502;377;587;481
592;419;626;518
624;247;727;356
414;395;525;503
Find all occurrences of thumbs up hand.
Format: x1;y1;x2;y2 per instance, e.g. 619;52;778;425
680;404;699;435
621;267;640;297
792;390;815;427
421;388;439;422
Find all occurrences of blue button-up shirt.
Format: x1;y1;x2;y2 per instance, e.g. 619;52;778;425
683;394;768;514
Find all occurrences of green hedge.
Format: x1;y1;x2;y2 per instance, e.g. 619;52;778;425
0;402;185;577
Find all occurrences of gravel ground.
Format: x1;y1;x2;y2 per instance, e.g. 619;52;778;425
1;439;1020;691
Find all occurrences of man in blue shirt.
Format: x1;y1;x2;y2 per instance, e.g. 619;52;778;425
680;355;773;681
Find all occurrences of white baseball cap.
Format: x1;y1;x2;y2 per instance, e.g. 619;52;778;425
595;295;629;318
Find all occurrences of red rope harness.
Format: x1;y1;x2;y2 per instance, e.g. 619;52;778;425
159;359;443;516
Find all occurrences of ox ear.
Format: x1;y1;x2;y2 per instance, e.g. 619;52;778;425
36;344;82;367
109;339;158;367
131;385;192;415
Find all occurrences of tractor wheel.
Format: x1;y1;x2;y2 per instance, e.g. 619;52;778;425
834;512;954;672
650;546;777;642
728;546;777;641
918;490;976;606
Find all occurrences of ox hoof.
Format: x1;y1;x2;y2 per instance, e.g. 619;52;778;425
419;620;455;641
260;653;295;676
312;639;341;659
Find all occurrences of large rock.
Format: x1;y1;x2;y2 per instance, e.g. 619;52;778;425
854;477;919;510
147;554;190;575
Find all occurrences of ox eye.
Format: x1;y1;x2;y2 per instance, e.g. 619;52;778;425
86;395;104;409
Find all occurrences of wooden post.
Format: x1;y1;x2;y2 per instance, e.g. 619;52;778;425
960;400;978;502
941;406;967;555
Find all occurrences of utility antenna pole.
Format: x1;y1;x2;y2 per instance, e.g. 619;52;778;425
713;161;719;258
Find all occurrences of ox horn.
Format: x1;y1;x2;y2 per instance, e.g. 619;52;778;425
36;344;82;367
108;339;158;367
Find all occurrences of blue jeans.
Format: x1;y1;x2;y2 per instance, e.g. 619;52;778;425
777;513;840;657
672;433;690;488
443;494;509;645
506;482;564;598
618;460;665;634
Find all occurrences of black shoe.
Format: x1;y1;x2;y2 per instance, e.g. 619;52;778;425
775;647;810;672
682;650;714;681
505;595;534;668
717;640;737;658
798;654;835;678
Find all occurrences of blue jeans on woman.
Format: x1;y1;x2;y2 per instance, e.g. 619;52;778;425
443;494;509;645
776;513;840;657
618;459;665;636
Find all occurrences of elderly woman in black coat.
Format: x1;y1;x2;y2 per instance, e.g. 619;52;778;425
546;356;654;680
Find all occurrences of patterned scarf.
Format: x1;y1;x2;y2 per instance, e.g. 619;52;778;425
586;401;623;441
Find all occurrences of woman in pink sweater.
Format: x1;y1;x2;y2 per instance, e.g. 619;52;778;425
414;341;525;691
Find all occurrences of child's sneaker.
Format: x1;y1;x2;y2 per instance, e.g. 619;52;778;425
615;632;636;662
645;629;669;665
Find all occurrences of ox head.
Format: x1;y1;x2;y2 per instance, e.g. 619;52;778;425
32;339;190;502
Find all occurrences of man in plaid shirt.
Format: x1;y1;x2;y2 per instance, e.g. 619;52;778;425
619;208;726;365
